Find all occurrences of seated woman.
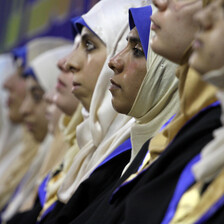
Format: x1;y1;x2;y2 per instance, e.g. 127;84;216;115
1;44;72;223
43;5;180;224
4;1;149;224
161;0;224;223
0;37;69;215
68;0;223;223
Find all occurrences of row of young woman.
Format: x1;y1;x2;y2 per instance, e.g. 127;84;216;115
0;0;223;223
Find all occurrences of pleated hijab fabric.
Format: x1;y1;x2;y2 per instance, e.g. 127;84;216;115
127;5;179;163
0;45;73;221
193;66;224;183
58;0;151;203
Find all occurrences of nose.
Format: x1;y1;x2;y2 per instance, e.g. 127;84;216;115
44;91;54;105
64;49;81;74
57;55;68;73
108;52;124;75
20;96;32;118
3;72;15;90
152;0;168;11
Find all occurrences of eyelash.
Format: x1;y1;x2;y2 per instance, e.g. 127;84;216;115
132;47;145;58
85;40;96;52
32;93;43;103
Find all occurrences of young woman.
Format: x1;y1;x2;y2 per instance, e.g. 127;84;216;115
161;1;224;223
5;1;150;224
1;44;72;223
0;37;69;214
51;5;179;224
68;0;222;223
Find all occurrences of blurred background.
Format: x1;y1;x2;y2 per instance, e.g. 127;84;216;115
0;0;100;53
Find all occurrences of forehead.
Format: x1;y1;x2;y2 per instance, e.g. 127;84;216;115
26;76;42;90
127;27;140;42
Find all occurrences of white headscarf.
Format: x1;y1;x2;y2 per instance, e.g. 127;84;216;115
30;45;73;92
0;45;73;220
0;54;16;146
193;66;224;183
58;0;151;203
127;27;179;162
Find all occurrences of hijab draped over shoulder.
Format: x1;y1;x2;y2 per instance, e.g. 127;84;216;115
1;42;72;221
58;0;151;203
127;5;179;163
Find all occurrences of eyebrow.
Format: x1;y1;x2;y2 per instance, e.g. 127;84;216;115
81;33;97;42
126;35;141;44
29;86;44;94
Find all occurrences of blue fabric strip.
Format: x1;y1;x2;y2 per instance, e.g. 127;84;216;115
11;46;27;68
110;101;220;203
161;154;200;224
129;6;152;58
90;138;132;176
160;114;176;132
36;202;57;223
71;16;95;38
38;174;50;207
22;67;37;80
195;194;224;224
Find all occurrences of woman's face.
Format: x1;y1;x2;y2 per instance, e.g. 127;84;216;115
189;0;224;74
44;90;62;135
20;77;48;142
108;27;147;115
3;66;26;123
66;27;107;112
54;54;79;116
150;0;202;64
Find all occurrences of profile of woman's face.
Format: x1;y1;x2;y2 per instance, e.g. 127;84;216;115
108;27;147;115
20;77;48;142
3;66;26;123
66;26;107;112
44;90;62;135
189;0;224;74
55;54;79;116
150;0;202;64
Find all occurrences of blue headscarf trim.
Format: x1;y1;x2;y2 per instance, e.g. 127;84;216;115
70;16;96;38
129;5;152;59
11;46;27;68
22;67;37;80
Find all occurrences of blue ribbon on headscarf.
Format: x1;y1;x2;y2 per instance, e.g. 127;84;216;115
11;46;27;68
22;67;37;80
70;16;95;37
129;5;152;59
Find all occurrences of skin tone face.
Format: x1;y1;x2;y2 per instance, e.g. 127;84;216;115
20;77;48;142
54;54;79;116
189;0;224;74
108;27;147;115
150;0;202;64
44;90;62;135
66;26;107;112
3;66;26;123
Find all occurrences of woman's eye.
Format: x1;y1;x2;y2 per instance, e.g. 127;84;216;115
85;40;96;52
133;47;145;58
32;93;43;103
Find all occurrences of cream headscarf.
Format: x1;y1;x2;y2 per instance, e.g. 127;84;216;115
0;39;72;213
127;6;179;163
58;0;151;203
193;66;224;183
1;44;73;221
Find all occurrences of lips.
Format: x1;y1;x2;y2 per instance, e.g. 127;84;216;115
56;78;66;91
25;121;35;132
192;38;203;50
109;78;121;91
72;81;81;92
150;16;161;31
